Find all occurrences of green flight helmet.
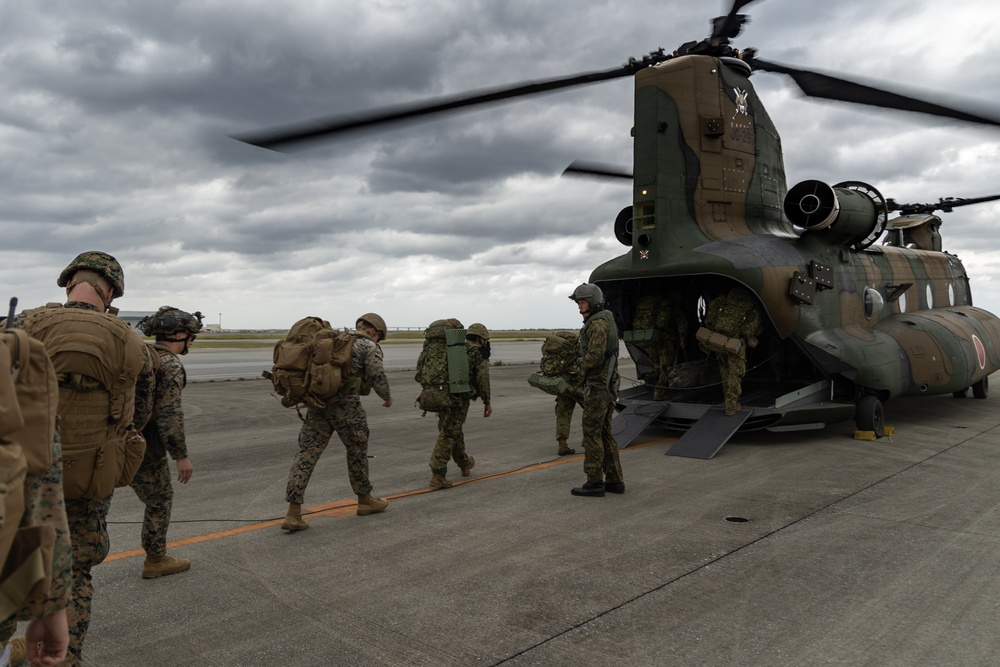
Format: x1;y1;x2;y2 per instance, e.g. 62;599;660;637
57;250;126;298
467;323;490;340
139;306;204;337
569;283;604;308
358;313;388;340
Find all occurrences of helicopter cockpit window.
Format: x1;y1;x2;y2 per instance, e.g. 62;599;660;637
864;287;884;320
948;283;955;306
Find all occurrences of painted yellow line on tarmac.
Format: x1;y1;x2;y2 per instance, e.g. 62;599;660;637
106;437;674;562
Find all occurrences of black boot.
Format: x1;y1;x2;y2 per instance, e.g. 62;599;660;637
604;480;625;494
571;481;605;497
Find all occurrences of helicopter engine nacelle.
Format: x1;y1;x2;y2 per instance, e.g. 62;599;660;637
784;180;887;249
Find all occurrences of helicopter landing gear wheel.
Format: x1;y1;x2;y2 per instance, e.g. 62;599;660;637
856;394;884;438
973;376;989;399
953;388;969;398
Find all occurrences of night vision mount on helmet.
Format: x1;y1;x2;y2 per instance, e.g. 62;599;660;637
234;0;1000;459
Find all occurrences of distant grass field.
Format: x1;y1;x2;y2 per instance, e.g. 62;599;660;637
165;330;565;348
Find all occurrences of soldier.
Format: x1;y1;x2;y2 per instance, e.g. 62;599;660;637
540;332;584;456
131;306;202;579
428;323;492;489
632;290;688;401
4;251;155;666
699;286;763;416
568;284;624;498
0;323;70;666
282;313;393;531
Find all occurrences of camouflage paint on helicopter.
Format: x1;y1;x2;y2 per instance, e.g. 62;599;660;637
592;52;1000;435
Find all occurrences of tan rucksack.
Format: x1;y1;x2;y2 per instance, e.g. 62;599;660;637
21;304;148;500
0;326;59;619
269;317;355;408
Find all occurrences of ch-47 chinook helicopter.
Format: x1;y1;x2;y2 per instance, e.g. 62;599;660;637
234;0;1000;459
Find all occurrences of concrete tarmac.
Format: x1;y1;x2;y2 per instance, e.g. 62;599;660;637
83;362;1000;666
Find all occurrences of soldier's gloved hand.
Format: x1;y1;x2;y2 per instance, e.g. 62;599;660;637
483;403;492;418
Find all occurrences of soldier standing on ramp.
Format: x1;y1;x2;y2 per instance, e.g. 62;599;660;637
282;313;393;531
569;284;624;498
698;286;763;416
132;306;202;579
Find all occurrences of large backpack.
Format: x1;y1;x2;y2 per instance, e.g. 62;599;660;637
0;325;59;619
269;317;355;408
528;331;580;396
414;318;469;412
21;304;147;500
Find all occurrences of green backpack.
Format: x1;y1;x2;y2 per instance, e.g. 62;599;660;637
528;331;580;396
414;318;469;412
269;317;354;409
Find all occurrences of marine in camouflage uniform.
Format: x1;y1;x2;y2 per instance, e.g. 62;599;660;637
4;251;155;666
0;412;72;665
569;284;624;497
282;314;393;530
428;324;492;488
130;306;202;579
632;291;688;401
699;287;764;415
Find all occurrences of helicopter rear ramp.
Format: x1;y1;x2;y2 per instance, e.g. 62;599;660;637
665;406;751;459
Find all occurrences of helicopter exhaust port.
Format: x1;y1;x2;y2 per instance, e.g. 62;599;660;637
784;180;889;250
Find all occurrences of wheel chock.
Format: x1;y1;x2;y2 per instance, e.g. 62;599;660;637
854;430;876;441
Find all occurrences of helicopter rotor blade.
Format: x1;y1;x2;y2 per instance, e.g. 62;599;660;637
748;57;1000;128
562;161;634;181
887;193;1000;215
710;0;757;41
233;64;645;152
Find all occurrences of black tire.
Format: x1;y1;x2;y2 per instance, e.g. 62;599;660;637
856;394;884;438
973;376;989;400
953;388;969;398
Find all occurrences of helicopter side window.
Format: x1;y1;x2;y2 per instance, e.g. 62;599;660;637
926;285;933;308
897;292;907;313
948;283;955;306
864;287;884;320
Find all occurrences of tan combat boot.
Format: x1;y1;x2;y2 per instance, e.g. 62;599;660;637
357;493;389;516
281;502;309;531
557;439;576;456
429;473;453;489
142;554;191;579
460;456;475;477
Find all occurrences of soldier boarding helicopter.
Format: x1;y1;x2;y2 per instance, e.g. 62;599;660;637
233;0;1000;459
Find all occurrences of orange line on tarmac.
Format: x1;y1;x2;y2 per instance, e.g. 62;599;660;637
105;436;674;562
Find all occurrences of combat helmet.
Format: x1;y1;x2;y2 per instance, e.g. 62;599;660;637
467;323;490;340
57;251;126;299
138;306;204;337
568;283;604;308
358;313;388;341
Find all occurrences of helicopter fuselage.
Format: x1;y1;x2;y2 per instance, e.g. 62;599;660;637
591;54;1000;430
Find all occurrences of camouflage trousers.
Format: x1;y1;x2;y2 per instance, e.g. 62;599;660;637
581;389;623;485
64;493;113;667
715;350;747;411
554;390;585;443
286;396;373;503
129;456;173;558
641;341;679;389
429;399;472;476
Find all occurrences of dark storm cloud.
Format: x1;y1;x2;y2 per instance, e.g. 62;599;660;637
3;0;1000;328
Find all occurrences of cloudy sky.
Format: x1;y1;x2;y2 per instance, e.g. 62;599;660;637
3;0;1000;330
